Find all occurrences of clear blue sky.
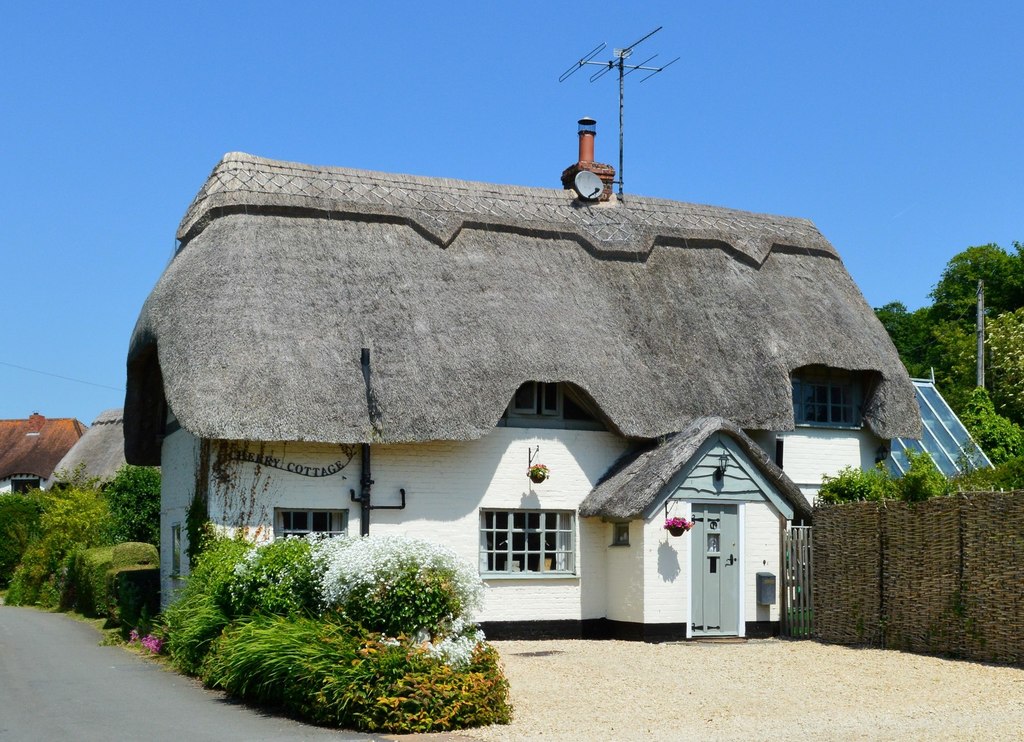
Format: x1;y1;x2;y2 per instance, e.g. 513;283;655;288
2;1;1021;425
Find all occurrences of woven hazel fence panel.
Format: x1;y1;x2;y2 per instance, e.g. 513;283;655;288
814;492;1024;665
813;502;882;645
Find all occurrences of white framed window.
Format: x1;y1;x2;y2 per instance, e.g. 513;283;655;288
276;508;348;538
479;509;575;575
503;382;604;430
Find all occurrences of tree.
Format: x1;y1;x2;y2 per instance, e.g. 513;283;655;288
986;307;1024;425
104;465;161;547
930;243;1024;325
959;387;1024;465
874;302;934;378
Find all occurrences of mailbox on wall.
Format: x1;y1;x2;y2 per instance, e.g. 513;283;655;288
756;572;777;605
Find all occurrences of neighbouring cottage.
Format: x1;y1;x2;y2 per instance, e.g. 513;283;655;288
0;412;87;492
125;122;920;639
52;408;128;485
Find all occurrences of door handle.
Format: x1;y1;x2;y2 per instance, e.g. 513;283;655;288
726;554;736;566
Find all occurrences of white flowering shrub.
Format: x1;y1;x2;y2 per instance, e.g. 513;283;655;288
315;534;484;647
228;536;321;616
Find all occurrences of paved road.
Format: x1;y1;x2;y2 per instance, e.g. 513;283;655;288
0;605;386;741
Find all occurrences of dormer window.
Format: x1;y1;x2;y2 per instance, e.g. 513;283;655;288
502;382;606;431
792;368;862;427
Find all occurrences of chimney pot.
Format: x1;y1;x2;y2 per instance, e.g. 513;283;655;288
577;117;597;162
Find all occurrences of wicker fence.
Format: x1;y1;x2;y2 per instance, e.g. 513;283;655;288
813;491;1024;665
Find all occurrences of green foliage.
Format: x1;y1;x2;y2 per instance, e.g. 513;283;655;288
817;466;895;504
819;453;950;504
0;493;43;587
986;307;1024;423
5;485;111;607
953;454;1024;492
163;537;253;674
898;450;951;502
202;615;512;732
163;535;509;732
228;537;322;617
930;243;1024;324
64;546;116;616
959;387;1024;465
874;302;935;378
104;465;161;547
185;488;214;566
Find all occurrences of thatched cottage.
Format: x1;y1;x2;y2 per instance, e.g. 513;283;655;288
125;128;919;639
53;408;128;485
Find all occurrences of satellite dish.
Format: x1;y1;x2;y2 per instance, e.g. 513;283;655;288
573;170;603;201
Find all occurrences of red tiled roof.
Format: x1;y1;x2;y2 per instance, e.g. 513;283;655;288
0;413;87;482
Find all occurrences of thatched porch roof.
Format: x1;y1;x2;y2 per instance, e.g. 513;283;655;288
580;417;813;524
125;153;919;464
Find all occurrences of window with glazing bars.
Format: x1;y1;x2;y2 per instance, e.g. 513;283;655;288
479;510;575;575
792;377;858;425
276;509;348;538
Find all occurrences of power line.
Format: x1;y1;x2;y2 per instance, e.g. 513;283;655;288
0;360;123;392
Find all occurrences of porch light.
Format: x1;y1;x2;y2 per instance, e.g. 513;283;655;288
715;453;729;481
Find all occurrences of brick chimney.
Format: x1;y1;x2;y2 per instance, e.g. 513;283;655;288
561;117;616;202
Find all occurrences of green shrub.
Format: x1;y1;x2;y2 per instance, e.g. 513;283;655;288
818;465;895;504
0;493;42;587
5;485;110;607
163;538;252;673
203;615;511;732
64;546;116;616
114;567;160;635
228;537;321;617
316;535;483;640
897;450;951;502
104;465;161;547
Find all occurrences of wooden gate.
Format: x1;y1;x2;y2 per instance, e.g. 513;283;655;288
782;525;813;638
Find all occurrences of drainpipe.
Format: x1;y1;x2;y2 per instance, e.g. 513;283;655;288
360;347;373;535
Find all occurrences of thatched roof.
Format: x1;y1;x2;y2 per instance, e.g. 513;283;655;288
53;408;127;484
580;417;813;524
125;152;920;464
0;413;87;482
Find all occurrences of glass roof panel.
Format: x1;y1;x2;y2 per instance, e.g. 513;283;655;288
886;379;992;477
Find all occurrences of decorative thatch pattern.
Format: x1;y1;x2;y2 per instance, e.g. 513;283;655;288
52;408;128;484
814;493;1024;666
125;153;919;464
580;417;811;523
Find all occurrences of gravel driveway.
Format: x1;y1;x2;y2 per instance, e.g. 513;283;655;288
464;639;1024;741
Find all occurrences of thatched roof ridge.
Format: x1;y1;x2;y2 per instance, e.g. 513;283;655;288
579;417;812;523
176;152;834;264
125;153;920;464
53;408;127;484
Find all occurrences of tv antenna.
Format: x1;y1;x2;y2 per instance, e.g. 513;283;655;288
559;27;678;197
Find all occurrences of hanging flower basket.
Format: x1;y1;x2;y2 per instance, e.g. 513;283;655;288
528;464;550;484
664;517;694;537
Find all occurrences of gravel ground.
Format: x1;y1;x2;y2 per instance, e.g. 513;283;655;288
462;639;1024;741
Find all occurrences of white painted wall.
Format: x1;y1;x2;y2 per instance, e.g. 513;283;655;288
743;500;783;623
604;520;644;623
773;427;886;501
194;427;628;623
159;420;201;606
642;500;691;625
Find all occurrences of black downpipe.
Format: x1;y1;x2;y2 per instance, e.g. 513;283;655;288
360;347;373;535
